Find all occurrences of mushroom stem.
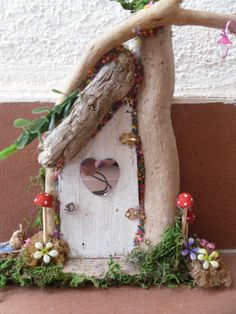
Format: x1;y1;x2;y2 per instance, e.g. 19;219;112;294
185;220;189;239
182;208;188;238
44;168;56;235
42;207;48;243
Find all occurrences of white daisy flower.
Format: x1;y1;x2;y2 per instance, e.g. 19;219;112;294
33;241;59;264
197;248;219;270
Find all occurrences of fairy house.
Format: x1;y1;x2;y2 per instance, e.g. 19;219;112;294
38;51;144;258
36;0;236;262
1;0;235;268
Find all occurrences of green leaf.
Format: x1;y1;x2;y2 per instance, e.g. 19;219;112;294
1;88;80;161
37;132;43;144
33;207;42;228
49;113;56;131
15;132;30;149
0;144;18;160
54;103;65;115
40;116;50;124
28;118;47;134
63;100;72;117
13;119;33;128
52;89;68;96
32;107;51;114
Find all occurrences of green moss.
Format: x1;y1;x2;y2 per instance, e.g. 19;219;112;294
128;219;192;287
0;220;192;289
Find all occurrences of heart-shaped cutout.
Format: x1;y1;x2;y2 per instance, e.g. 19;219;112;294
80;158;120;196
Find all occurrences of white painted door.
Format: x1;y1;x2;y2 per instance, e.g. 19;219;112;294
59;106;139;258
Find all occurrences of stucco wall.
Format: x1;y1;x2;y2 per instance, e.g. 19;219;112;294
0;0;235;102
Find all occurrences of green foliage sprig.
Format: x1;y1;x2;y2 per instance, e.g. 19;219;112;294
0;89;80;160
128;218;192;287
112;0;160;12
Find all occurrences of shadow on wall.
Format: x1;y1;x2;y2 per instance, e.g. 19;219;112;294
0;102;235;249
172;103;236;249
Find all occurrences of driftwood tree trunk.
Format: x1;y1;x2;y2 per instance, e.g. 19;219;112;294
39;52;135;166
138;27;179;245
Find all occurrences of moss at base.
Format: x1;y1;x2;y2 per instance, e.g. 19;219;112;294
0;219;193;289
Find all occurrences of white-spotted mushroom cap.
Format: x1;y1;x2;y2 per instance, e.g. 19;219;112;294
176;192;194;210
34;192;54;208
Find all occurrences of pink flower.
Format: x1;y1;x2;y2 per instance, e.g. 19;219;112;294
144;1;154;9
24;238;31;246
217;20;236;58
199;239;216;251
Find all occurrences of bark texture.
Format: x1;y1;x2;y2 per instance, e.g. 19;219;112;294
138;27;179;245
39;52;135;166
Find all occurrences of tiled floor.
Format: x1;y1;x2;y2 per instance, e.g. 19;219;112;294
0;254;235;314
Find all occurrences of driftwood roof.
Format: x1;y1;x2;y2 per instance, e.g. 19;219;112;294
38;52;135;167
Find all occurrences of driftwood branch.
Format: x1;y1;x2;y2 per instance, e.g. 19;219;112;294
39;51;135;166
138;28;179;244
174;8;236;29
56;0;236;104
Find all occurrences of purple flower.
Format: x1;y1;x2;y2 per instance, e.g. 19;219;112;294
181;237;199;261
52;230;62;239
134;27;142;36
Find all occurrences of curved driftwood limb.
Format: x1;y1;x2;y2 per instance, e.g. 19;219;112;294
56;1;235;104
137;27;179;245
39;51;135;166
174;8;236;30
56;0;179;104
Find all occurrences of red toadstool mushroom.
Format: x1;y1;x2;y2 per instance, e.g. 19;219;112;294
176;192;194;238
176;192;194;210
34;192;54;243
34;192;54;208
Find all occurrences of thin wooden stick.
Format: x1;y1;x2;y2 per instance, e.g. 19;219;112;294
42;207;48;244
45;168;56;234
185;221;189;239
182;208;188;238
42;168;56;243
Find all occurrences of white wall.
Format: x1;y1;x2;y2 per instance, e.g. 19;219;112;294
0;0;235;102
